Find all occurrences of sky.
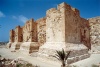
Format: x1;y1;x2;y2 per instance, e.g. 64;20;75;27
0;0;100;42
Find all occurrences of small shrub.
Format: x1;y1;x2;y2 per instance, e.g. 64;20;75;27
26;63;32;67
16;63;23;67
92;64;99;67
54;49;71;67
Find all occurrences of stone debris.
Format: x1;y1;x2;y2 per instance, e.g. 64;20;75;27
0;56;39;67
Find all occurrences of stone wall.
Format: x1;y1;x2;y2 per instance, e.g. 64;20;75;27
23;19;37;42
80;18;90;49
9;29;15;42
46;8;65;42
89;17;100;46
36;18;46;45
44;2;90;47
14;26;23;42
63;4;81;43
38;2;90;64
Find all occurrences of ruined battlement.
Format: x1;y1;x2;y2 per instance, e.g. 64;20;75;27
29;18;34;22
15;25;22;32
25;20;29;24
89;17;100;23
15;25;21;29
57;2;80;14
81;18;89;27
57;2;71;10
36;17;46;23
10;29;14;37
71;7;80;15
10;29;14;32
46;2;80;17
46;8;58;16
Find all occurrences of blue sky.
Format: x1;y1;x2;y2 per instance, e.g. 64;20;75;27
0;0;100;42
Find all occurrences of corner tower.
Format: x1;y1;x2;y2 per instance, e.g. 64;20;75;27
39;2;90;64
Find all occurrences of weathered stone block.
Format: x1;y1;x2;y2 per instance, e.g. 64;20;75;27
67;58;75;64
10;42;22;50
19;42;39;54
7;42;12;48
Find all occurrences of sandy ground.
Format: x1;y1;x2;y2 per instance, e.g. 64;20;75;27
0;47;61;67
72;54;100;67
0;47;100;67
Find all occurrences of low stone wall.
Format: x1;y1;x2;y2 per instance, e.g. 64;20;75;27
37;43;90;64
7;42;40;54
19;42;39;54
7;42;12;48
37;48;90;64
8;42;22;51
67;53;90;64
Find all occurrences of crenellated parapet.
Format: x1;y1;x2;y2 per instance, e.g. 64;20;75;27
71;7;80;15
57;2;80;16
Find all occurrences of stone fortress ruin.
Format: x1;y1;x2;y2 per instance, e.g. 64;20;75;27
7;2;92;64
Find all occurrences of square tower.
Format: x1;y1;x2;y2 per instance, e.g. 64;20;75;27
9;29;15;42
23;18;37;42
14;26;23;42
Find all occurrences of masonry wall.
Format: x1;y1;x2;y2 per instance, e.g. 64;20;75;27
14;26;23;42
23;19;37;42
9;29;15;42
80;18;90;49
46;8;65;42
36;18;46;45
58;3;81;43
89;17;100;46
8;2;91;52
30;19;38;42
45;2;90;48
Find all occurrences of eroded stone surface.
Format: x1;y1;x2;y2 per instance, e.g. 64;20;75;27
19;42;39;54
89;17;100;46
36;18;46;45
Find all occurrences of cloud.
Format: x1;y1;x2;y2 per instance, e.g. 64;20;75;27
0;11;5;18
18;15;28;23
12;16;17;19
12;15;28;23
